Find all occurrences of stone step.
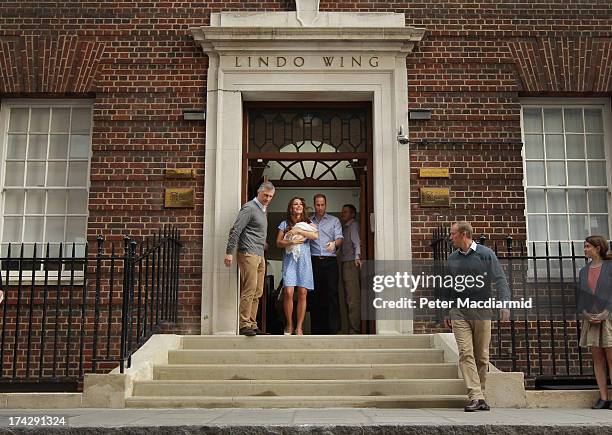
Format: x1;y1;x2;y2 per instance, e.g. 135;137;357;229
132;379;466;397
181;335;433;350
167;349;444;365
125;394;468;409
154;363;459;381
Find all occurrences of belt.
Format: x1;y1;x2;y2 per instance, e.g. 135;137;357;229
312;256;336;260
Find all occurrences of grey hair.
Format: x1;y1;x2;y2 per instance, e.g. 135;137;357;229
257;181;275;192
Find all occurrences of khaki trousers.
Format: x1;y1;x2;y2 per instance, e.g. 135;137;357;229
342;261;361;334
236;252;265;329
450;308;492;401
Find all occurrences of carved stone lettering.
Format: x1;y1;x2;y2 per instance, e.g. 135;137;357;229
229;55;381;69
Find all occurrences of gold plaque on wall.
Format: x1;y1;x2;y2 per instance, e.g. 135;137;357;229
165;188;195;208
419;168;450;178
165;168;195;179
420;188;451;207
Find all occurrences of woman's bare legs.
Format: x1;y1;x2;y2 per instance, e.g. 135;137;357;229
283;286;294;334
592;347;608;400
295;287;308;335
605;347;612;399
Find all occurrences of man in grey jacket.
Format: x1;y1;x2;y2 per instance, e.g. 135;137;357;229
225;182;275;336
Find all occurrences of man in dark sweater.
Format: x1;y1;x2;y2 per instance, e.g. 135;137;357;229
225;182;275;336
443;221;511;412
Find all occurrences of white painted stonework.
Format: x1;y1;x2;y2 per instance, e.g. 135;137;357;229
295;0;320;26
191;9;424;335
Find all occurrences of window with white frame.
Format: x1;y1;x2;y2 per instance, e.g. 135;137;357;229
522;103;610;259
0;102;92;269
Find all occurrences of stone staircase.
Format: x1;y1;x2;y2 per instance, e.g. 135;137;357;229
125;335;467;408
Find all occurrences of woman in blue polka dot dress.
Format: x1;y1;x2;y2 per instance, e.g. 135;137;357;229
276;197;318;336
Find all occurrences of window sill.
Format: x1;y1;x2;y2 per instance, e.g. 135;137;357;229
1;272;85;286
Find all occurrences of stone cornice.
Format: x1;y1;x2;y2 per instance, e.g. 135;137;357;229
191;27;424;42
211;11;407;28
190;26;425;55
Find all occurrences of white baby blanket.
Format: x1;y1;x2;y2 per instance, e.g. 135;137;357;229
285;221;317;261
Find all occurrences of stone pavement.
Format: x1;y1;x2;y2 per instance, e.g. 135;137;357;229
1;408;612;433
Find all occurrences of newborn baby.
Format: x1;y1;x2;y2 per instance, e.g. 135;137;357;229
284;221;317;261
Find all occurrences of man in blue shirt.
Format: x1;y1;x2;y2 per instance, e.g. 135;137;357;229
310;194;344;334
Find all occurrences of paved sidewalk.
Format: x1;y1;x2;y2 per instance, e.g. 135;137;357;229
1;408;612;433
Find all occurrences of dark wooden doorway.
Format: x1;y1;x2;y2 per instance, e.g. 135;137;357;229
243;102;375;334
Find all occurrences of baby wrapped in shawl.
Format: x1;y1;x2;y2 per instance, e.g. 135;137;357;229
284;221;317;261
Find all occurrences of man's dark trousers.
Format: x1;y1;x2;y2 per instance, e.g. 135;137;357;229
310;257;340;334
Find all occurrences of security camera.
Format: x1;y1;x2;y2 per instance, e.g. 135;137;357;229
397;135;410;145
397;125;410;145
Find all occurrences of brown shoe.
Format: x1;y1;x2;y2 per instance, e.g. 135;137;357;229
253;328;270;335
464;399;490;412
239;327;256;336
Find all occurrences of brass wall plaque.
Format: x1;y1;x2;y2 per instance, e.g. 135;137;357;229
165;168;195;179
165;188;195;208
419;168;450;178
420;188;451;207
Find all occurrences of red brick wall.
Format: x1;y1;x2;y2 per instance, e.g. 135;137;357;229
0;3;611;384
399;4;612;257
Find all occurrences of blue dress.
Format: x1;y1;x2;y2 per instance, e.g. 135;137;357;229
278;220;315;291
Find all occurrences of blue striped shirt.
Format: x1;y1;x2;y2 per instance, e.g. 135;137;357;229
310;213;343;257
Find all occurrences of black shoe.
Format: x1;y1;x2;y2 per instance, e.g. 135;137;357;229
592;398;610;409
253;328;270;335
239;327;256;337
464;399;490;412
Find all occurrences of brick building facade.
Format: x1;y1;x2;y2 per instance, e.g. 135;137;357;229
0;1;611;385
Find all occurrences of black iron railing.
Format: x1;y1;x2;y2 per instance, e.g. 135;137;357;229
0;226;181;391
431;226;595;387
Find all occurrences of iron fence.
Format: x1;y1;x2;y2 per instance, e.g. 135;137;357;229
431;226;596;387
0;226;181;391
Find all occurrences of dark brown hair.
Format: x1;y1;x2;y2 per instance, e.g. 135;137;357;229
313;193;327;203
585;235;612;260
285;197;310;230
343;204;357;216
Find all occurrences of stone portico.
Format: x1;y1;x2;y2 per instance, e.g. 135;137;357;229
191;5;425;335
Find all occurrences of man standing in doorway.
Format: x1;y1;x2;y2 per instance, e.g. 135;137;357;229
340;204;362;334
444;221;511;411
224;181;275;336
310;194;343;334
